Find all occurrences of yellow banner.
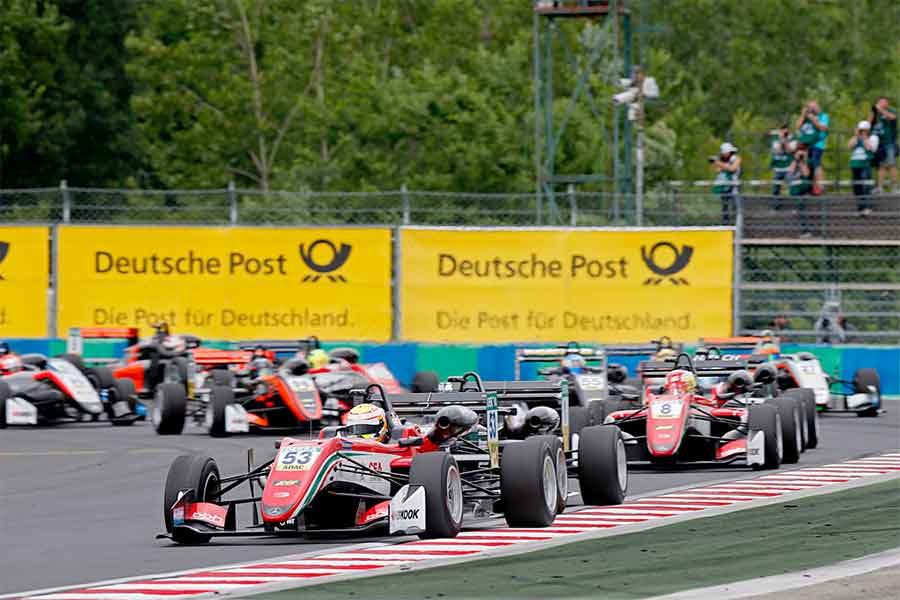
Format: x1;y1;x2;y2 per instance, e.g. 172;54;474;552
0;226;48;337
58;227;392;340
400;228;733;343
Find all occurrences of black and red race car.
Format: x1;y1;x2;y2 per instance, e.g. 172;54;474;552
0;343;137;427
159;384;625;544
600;353;806;469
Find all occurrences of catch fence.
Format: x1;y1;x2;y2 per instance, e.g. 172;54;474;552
1;184;898;343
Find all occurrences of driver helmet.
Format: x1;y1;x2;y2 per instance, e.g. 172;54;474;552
756;338;780;355
308;349;330;369
665;369;697;395
561;353;586;374
0;341;9;356
655;347;677;361
343;403;390;443
0;354;23;373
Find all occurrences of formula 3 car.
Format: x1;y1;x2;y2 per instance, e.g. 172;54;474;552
159;384;624;544
0;348;138;427
601;353;807;469
774;352;881;417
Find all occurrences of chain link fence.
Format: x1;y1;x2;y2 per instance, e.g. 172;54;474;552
1;184;898;343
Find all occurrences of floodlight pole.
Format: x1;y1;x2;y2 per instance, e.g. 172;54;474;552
634;66;644;226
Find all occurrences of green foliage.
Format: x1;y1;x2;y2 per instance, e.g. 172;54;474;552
1;0;898;191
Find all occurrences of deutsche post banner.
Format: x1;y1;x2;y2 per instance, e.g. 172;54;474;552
400;228;733;343
0;226;48;337
57;226;392;340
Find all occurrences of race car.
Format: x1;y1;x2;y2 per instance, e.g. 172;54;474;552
444;371;628;508
601;353;807;469
774;352;881;417
159;384;625;544
0;345;138;427
152;344;323;436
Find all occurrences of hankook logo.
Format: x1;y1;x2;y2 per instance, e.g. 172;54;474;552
641;242;693;285
0;241;8;280
298;239;352;283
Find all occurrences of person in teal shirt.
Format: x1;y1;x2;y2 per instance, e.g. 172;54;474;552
711;142;741;223
787;147;813;236
871;96;898;193
847;120;879;214
794;100;828;195
769;124;793;208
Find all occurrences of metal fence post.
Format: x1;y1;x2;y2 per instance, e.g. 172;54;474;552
228;181;238;225
48;225;58;338
401;184;410;226
60;180;70;223
391;226;402;341
732;196;744;336
567;184;577;226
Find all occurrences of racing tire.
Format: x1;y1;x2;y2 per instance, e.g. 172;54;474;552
207;385;235;438
108;378;138;426
167;357;190;389
783;389;818;449
153;382;187;435
501;436;558;527
749;403;782;470
56;353;87;373
409;452;464;539
577;425;627;506
769;397;802;464
210;370;234;388
411;371;439;393
163;454;220;544
853;368;881;417
86;366;116;391
0;380;11;429
568;405;588;456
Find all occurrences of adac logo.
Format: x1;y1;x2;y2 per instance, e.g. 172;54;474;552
641;241;693;285
0;242;9;280
299;239;351;283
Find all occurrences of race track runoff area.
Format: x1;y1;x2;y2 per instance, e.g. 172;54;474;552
12;452;900;600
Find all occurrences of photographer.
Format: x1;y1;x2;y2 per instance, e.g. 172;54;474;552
787;147;813;236
769;124;793;206
711;142;741;223
847;120;879;214
794;100;829;195
871;96;898;193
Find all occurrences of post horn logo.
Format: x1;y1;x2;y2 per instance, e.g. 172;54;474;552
641;241;693;285
0;242;8;280
299;239;352;283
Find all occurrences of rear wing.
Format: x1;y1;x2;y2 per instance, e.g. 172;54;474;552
514;344;606;380
699;337;780;352
192;348;253;367
66;327;139;355
638;355;769;379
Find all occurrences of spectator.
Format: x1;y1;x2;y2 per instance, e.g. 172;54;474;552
794;100;829;195
769;124;793;207
871;96;898;193
838;315;860;343
768;314;791;341
787;147;813;236
711;142;741;223
847;120;879;215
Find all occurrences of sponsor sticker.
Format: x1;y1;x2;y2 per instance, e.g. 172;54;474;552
273;479;299;487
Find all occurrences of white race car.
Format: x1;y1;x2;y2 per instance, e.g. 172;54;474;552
775;352;881;417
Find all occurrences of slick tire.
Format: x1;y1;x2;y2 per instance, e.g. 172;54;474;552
783;388;818;449
56;353;87;373
409;452;464;539
769;397;802;464
207;385;235;438
153;382;187;435
531;435;568;514
749;403;782;470
109;378;138;426
501;436;558;527
853;368;881;417
86;366;116;391
163;454;220;544
577;425;627;506
411;371;439;393
210;370;234;388
568;406;588;458
0;380;11;429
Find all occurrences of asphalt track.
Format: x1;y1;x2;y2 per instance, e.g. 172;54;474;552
1;408;897;596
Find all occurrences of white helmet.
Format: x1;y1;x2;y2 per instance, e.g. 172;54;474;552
344;403;390;443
